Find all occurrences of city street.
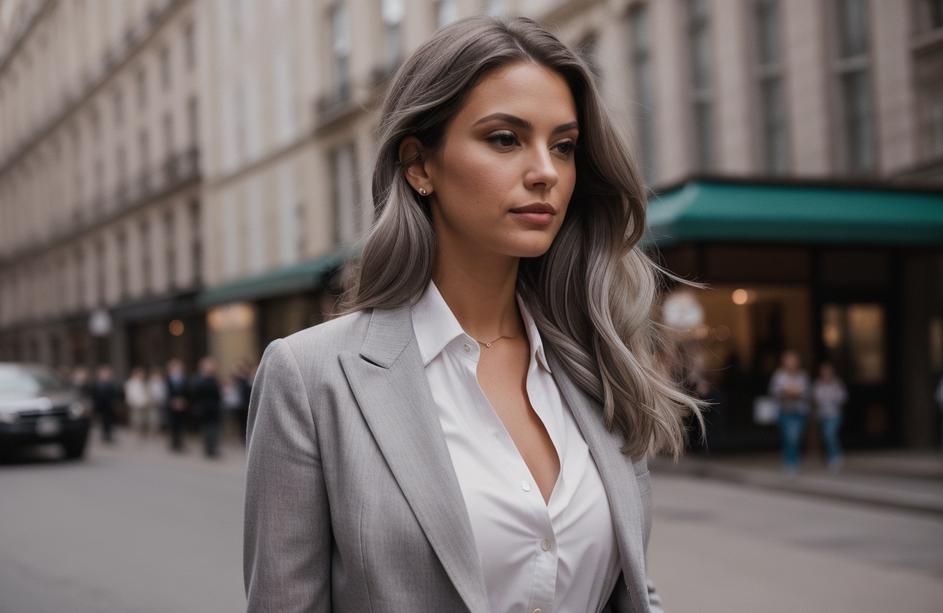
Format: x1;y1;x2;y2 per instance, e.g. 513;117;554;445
1;434;942;613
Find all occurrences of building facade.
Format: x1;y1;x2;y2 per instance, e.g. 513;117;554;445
0;0;203;372
2;0;941;447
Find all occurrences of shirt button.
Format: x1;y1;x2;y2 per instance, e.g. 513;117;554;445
521;480;532;492
463;343;471;352
541;538;552;551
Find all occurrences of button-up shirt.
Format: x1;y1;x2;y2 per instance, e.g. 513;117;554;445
410;279;620;613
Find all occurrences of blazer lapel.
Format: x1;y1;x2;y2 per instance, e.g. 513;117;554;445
546;348;651;613
338;306;491;613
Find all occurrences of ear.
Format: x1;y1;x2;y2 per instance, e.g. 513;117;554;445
398;136;434;195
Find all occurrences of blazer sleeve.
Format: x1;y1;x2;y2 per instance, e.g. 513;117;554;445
244;338;331;612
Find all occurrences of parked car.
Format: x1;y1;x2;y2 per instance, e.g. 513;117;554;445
0;363;91;459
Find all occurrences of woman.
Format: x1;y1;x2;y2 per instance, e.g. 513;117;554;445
123;366;150;438
769;350;811;475
244;16;703;613
812;362;847;471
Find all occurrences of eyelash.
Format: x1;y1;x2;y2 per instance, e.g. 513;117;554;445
487;131;578;157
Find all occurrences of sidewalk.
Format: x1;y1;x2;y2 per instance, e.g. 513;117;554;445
652;449;943;517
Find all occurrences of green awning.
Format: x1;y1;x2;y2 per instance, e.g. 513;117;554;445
196;245;359;308
645;180;943;247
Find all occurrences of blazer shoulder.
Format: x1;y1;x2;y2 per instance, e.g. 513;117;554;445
275;309;372;367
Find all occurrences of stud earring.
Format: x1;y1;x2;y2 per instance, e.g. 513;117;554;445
419;187;428;196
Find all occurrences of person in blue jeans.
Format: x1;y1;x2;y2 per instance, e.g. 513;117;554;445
813;362;848;471
769;350;811;475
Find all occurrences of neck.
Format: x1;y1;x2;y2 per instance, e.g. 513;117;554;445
431;239;524;342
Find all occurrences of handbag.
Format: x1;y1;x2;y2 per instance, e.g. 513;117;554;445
753;395;779;425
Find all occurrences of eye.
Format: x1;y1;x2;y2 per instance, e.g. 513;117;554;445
553;140;578;157
486;131;519;148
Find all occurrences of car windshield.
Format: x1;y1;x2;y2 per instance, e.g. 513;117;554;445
0;365;71;398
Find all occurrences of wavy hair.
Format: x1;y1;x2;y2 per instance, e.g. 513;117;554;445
335;15;705;459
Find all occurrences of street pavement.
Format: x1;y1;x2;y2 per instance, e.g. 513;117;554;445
1;432;942;612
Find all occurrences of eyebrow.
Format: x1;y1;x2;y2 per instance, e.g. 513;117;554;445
473;112;579;135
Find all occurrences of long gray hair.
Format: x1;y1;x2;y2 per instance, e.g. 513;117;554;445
335;15;705;459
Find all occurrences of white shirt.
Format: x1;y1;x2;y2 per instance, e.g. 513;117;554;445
410;280;620;613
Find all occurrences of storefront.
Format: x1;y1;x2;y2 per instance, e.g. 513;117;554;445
197;246;353;377
647;178;943;451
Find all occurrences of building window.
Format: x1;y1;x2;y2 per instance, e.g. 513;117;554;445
753;0;788;174
187;95;199;147
330;142;362;245
160;45;171;89
113;88;124;127
435;0;457;27
296;201;306;257
629;4;656;185
381;0;403;72
164;210;176;289
163;112;174;160
913;0;943;161
139;130;151;187
330;2;351;100
184;21;196;70
140;219;152;294
832;0;874;174
685;0;715;171
137;66;147;109
96;240;106;305
189;200;202;285
116;229;128;300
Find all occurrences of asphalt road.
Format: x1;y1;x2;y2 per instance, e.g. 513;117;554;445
1;432;941;613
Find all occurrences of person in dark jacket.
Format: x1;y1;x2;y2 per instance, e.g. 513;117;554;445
165;358;190;452
190;357;223;458
90;364;121;444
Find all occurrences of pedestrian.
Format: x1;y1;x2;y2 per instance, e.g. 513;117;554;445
146;366;167;434
813;362;848;471
769;349;811;475
221;375;243;441
124;367;150;439
244;16;706;612
90;364;121;444
234;360;254;444
190;357;222;458
165;358;190;452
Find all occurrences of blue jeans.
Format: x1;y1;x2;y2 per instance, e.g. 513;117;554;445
819;415;843;465
778;412;807;470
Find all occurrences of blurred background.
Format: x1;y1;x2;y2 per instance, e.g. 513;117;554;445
0;0;942;612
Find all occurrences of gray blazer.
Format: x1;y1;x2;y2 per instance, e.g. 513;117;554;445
244;304;664;613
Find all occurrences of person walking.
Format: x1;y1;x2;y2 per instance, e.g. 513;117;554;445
165;359;190;452
90;364;121;444
124;367;150;439
812;362;848;471
190;357;223;458
146;367;167;435
769;350;811;475
244;16;706;613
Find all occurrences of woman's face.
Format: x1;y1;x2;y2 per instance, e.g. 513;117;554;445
413;61;580;259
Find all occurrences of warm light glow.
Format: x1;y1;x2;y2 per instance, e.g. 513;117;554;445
207;303;256;331
732;289;749;305
169;320;185;336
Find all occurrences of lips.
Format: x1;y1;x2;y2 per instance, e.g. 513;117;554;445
509;202;556;215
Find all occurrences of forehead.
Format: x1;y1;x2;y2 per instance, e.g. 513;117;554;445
455;61;578;128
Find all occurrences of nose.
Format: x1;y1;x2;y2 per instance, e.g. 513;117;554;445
524;143;559;192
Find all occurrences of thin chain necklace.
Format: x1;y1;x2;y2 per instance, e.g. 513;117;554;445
472;333;519;349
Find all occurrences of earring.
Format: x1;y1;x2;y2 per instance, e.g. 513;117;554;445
419;187;428;196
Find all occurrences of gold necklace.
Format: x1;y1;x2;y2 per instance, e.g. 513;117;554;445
472;334;519;349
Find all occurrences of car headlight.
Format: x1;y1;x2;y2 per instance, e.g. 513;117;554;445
68;400;91;419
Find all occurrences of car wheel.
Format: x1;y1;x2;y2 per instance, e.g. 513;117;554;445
62;435;88;460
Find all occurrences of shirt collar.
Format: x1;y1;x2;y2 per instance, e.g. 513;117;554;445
410;279;552;373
